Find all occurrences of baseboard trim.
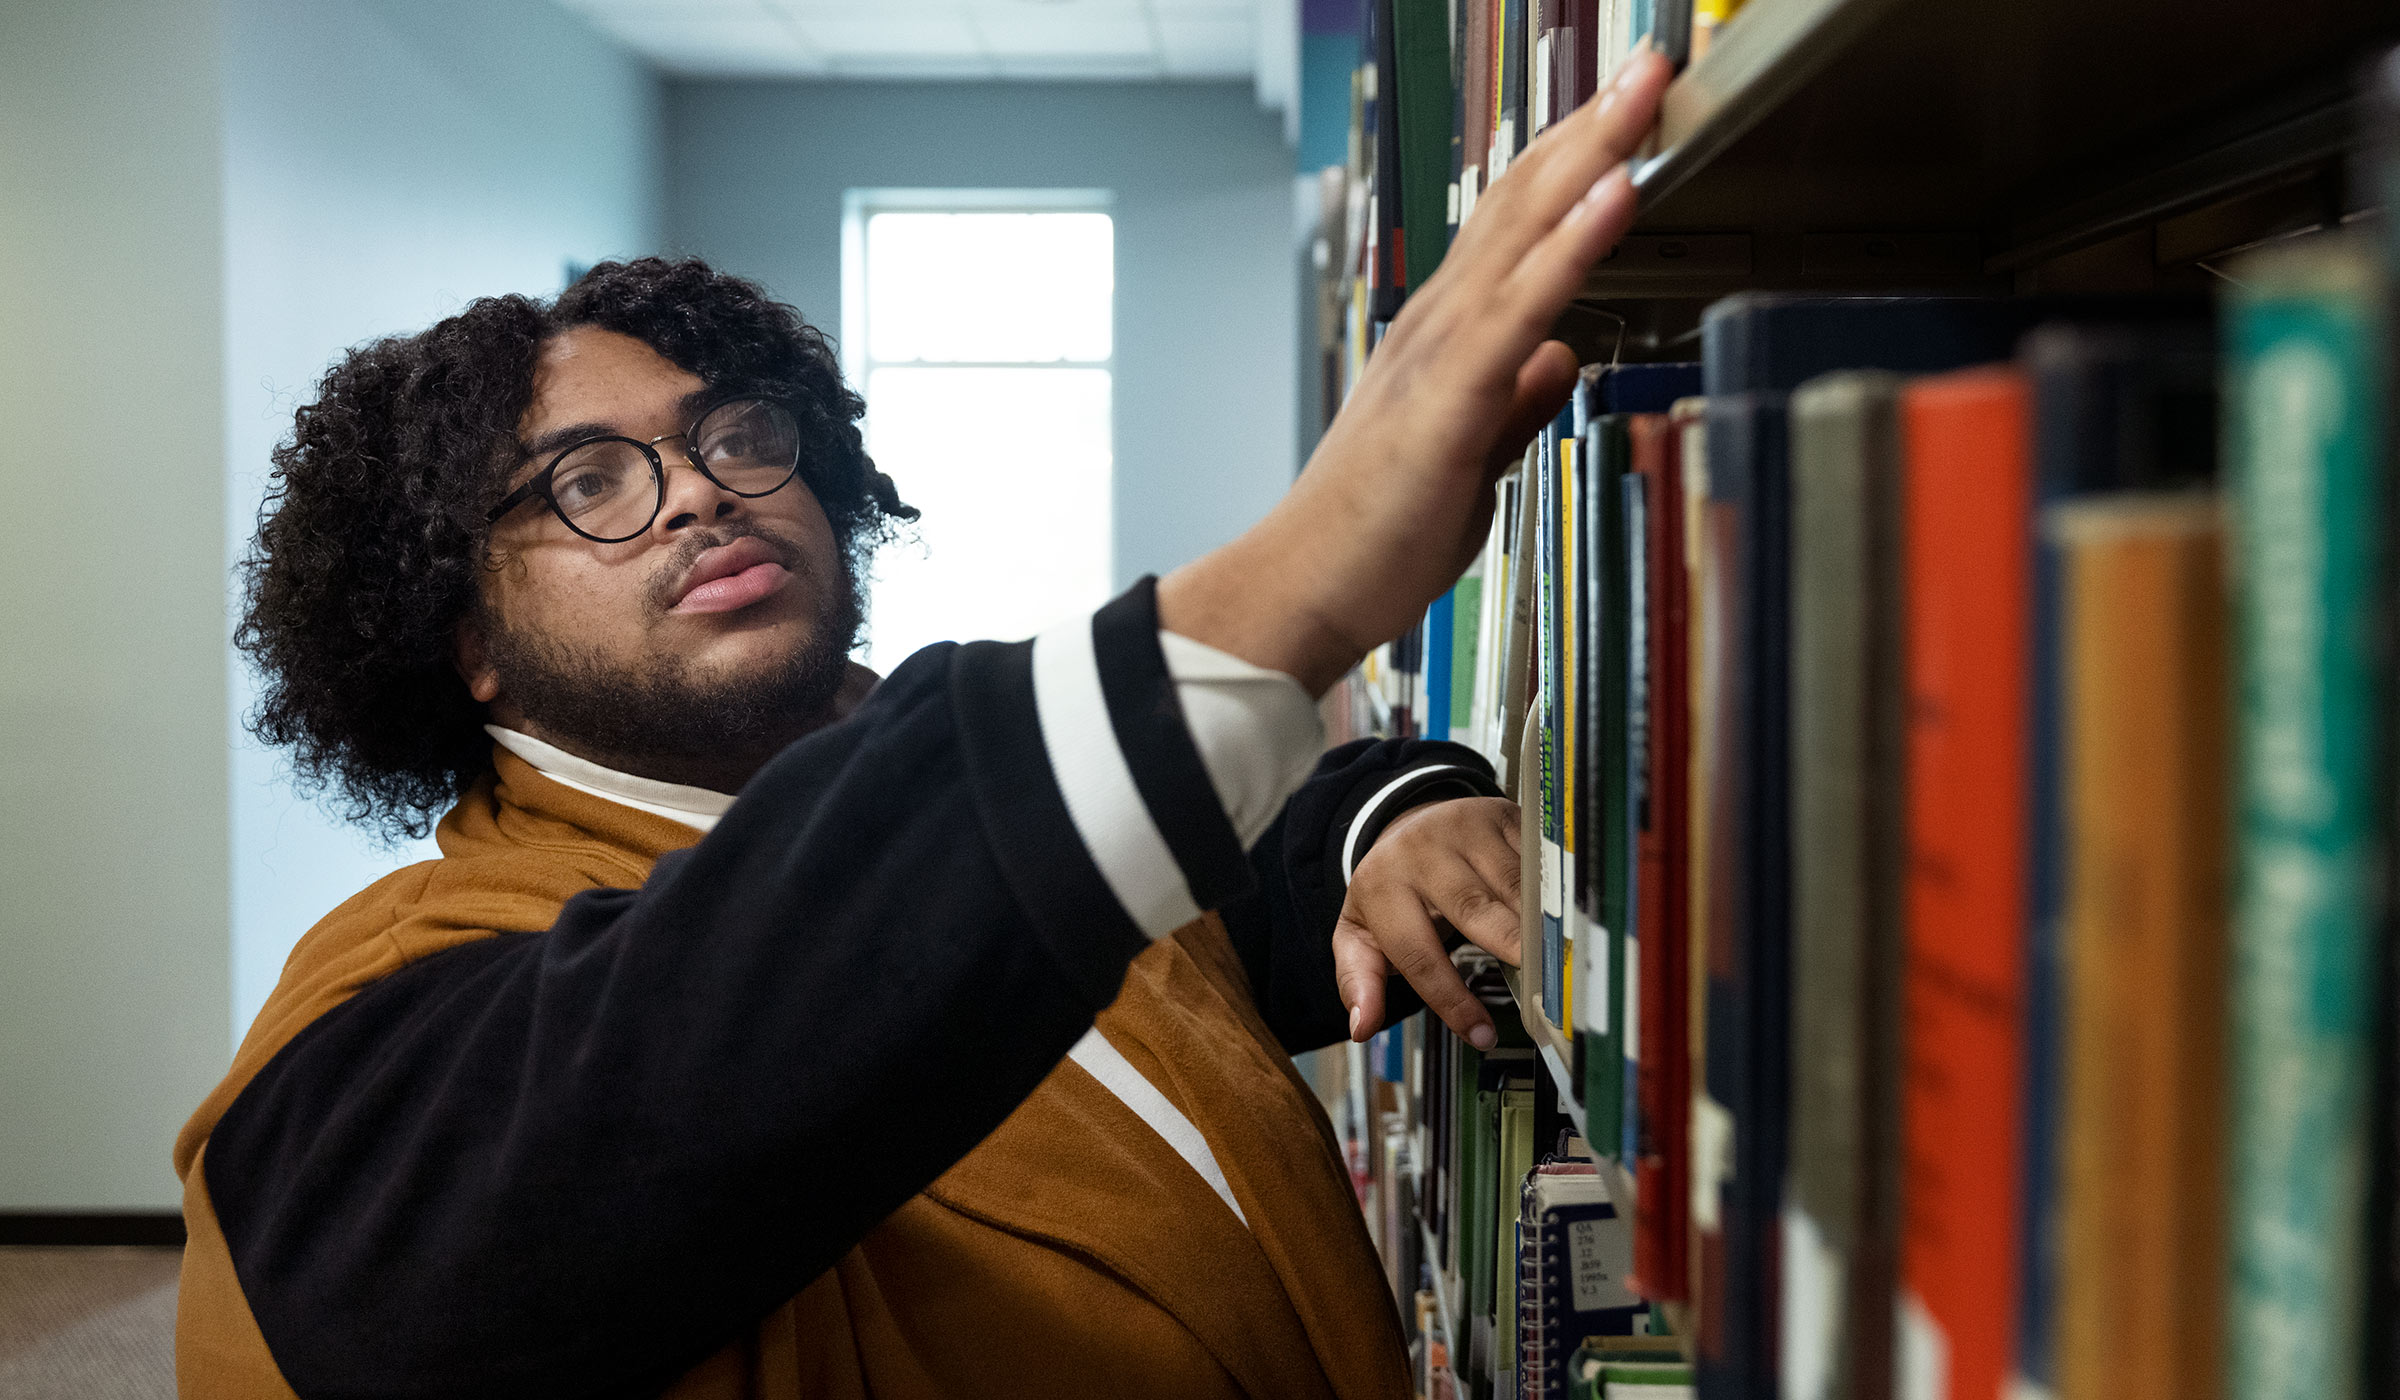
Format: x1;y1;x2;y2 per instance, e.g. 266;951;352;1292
0;1212;185;1247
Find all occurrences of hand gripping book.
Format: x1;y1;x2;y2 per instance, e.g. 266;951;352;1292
2224;233;2389;1400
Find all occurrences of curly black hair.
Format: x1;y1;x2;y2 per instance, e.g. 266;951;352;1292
236;257;916;841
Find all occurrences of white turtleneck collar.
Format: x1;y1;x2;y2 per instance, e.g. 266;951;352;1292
486;725;736;834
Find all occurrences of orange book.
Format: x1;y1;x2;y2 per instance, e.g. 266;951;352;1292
1897;367;2031;1400
2050;494;2229;1400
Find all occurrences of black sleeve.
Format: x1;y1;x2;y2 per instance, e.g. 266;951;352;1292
205;579;1258;1400
1217;738;1505;1055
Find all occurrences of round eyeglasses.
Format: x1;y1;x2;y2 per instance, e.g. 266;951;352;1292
486;396;804;544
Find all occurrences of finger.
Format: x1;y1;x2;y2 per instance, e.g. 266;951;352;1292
1424;852;1525;967
1351;882;1499;1050
1449;49;1672;274
1463;802;1528;909
1330;921;1391;1041
1494;163;1641;335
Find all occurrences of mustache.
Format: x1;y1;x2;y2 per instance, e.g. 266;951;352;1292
642;524;809;616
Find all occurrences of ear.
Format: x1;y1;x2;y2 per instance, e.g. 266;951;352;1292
455;614;501;706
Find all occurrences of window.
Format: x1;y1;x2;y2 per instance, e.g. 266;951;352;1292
841;191;1116;674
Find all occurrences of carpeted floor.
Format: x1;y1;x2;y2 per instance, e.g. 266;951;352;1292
0;1247;179;1397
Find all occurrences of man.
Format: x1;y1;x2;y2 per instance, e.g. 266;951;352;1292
176;55;1669;1399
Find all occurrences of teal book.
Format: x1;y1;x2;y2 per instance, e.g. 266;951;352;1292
2226;233;2390;1400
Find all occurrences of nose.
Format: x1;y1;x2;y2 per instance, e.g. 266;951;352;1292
651;436;741;534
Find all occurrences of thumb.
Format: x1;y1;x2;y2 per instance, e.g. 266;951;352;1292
1483;339;1580;476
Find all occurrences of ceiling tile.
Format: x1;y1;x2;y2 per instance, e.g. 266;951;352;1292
994;56;1167;79
583;11;829;75
1156;12;1252;76
972;11;1153;58
781;9;983;58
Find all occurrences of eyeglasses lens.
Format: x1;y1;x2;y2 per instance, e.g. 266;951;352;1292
695;399;802;495
552;440;658;541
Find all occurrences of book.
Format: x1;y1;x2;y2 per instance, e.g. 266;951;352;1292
2048;490;2229;1400
1580;412;1633;1156
2015;319;2219;1400
1590;362;1705;415
1782;370;1908;1400
1692;390;1792;1400
1701;294;2037;399
1630;408;1693;1308
1520;1166;1645;1398
1369;0;1405;322
1898;366;2034;1400
1499;1081;1541;1394
1393;0;1454;294
2365;49;2400;1400
1674;395;1713;1340
2225;233;2389;1400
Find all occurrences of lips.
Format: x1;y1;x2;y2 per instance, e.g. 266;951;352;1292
668;536;795;615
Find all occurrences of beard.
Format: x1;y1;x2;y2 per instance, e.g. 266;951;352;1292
479;523;863;786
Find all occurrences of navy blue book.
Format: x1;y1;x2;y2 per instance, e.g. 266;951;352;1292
1694;390;1791;1400
1587;361;1702;415
1701;295;2033;397
1517;1167;1644;1400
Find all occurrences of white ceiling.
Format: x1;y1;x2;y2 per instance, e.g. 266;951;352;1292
558;0;1271;82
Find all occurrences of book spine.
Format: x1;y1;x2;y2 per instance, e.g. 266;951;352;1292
2050;493;2230;1400
1622;467;1648;1167
1785;374;1882;1400
1632;410;1692;1305
2372;54;2400;1400
1899;368;2033;1400
2226;236;2389;1400
1393;0;1454;293
1428;587;1456;742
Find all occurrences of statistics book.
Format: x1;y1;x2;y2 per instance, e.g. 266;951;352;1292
2225;234;2389;1400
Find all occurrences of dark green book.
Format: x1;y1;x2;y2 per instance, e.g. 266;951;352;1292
1579;414;1631;1159
1391;0;1453;293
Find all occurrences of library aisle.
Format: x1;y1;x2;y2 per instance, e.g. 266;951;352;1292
1306;2;2400;1398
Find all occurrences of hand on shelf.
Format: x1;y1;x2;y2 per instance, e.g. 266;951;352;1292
1156;49;1673;696
1332;794;1523;1050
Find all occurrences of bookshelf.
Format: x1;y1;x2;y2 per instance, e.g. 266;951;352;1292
1314;3;2400;1398
1581;0;2398;339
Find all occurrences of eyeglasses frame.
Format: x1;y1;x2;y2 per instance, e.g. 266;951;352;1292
484;394;804;544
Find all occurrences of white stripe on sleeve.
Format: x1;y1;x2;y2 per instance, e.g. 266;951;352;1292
1031;618;1203;940
1340;763;1470;880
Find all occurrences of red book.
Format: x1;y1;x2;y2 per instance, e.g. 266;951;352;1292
1898;367;2032;1400
1628;412;1690;1303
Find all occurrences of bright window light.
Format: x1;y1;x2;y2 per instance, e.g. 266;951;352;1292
846;198;1115;675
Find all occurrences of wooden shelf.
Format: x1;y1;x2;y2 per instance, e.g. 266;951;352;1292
1584;0;2397;301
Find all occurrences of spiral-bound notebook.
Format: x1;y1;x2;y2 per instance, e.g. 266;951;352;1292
1518;1162;1644;1399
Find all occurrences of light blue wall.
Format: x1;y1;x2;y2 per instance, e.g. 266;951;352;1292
0;0;230;1211
220;0;662;1042
663;80;1299;591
